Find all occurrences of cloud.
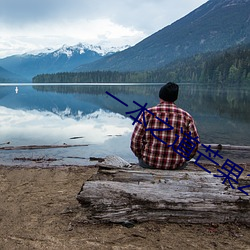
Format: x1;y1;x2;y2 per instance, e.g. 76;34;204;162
0;107;132;145
0;0;207;31
0;0;208;57
0;18;145;57
0;0;71;25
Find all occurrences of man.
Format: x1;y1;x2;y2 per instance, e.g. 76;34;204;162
130;82;199;170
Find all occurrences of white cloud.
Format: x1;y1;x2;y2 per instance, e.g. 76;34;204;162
0;0;208;58
0;107;132;145
0;18;145;57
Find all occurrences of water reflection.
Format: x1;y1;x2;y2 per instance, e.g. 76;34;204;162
0;83;249;166
33;83;250;123
32;83;250;145
0;106;132;145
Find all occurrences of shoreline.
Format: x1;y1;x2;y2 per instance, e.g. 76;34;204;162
1;142;250;169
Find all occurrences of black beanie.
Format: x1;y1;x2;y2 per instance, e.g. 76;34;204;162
159;82;179;102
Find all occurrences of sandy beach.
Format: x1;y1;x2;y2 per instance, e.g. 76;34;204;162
0;164;250;250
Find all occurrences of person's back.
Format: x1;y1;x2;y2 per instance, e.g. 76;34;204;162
130;82;199;170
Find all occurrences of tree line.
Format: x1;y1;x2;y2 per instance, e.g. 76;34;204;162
33;43;250;85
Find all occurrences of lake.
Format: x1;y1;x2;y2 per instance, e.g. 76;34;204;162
0;83;249;167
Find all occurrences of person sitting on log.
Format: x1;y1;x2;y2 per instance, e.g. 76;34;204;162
130;82;199;170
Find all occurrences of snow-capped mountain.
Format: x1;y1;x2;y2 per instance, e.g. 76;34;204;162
29;43;130;58
0;43;130;81
51;43;130;58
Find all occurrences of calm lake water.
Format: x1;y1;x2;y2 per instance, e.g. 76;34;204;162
0;83;249;167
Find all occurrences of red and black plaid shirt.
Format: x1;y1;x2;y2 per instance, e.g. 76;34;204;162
130;101;199;169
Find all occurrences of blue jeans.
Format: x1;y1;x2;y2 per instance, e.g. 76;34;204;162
138;158;188;170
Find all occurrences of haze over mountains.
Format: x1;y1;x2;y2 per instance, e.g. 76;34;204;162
0;66;22;83
0;0;249;82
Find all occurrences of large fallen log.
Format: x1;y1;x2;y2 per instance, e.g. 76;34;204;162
77;162;250;225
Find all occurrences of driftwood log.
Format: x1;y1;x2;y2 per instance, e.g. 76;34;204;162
0;144;88;150
77;157;250;225
203;144;250;151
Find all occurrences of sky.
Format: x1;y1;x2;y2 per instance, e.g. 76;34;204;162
0;0;208;58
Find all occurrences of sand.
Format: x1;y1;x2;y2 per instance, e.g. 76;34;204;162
0;165;250;250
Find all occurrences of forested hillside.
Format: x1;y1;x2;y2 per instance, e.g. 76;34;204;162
33;43;250;85
151;43;250;84
75;0;250;72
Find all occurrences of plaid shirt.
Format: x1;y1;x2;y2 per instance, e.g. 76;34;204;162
130;101;199;169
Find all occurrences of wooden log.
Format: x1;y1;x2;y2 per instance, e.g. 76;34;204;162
14;157;57;162
0;144;89;150
77;166;250;225
203;144;250;151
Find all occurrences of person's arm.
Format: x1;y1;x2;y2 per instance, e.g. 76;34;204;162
130;118;145;158
188;118;200;158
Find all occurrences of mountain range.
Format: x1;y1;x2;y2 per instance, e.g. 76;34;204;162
0;44;129;82
0;0;249;82
0;66;23;83
75;0;250;72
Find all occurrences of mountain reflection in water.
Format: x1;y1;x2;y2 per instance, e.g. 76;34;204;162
0;83;249;166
